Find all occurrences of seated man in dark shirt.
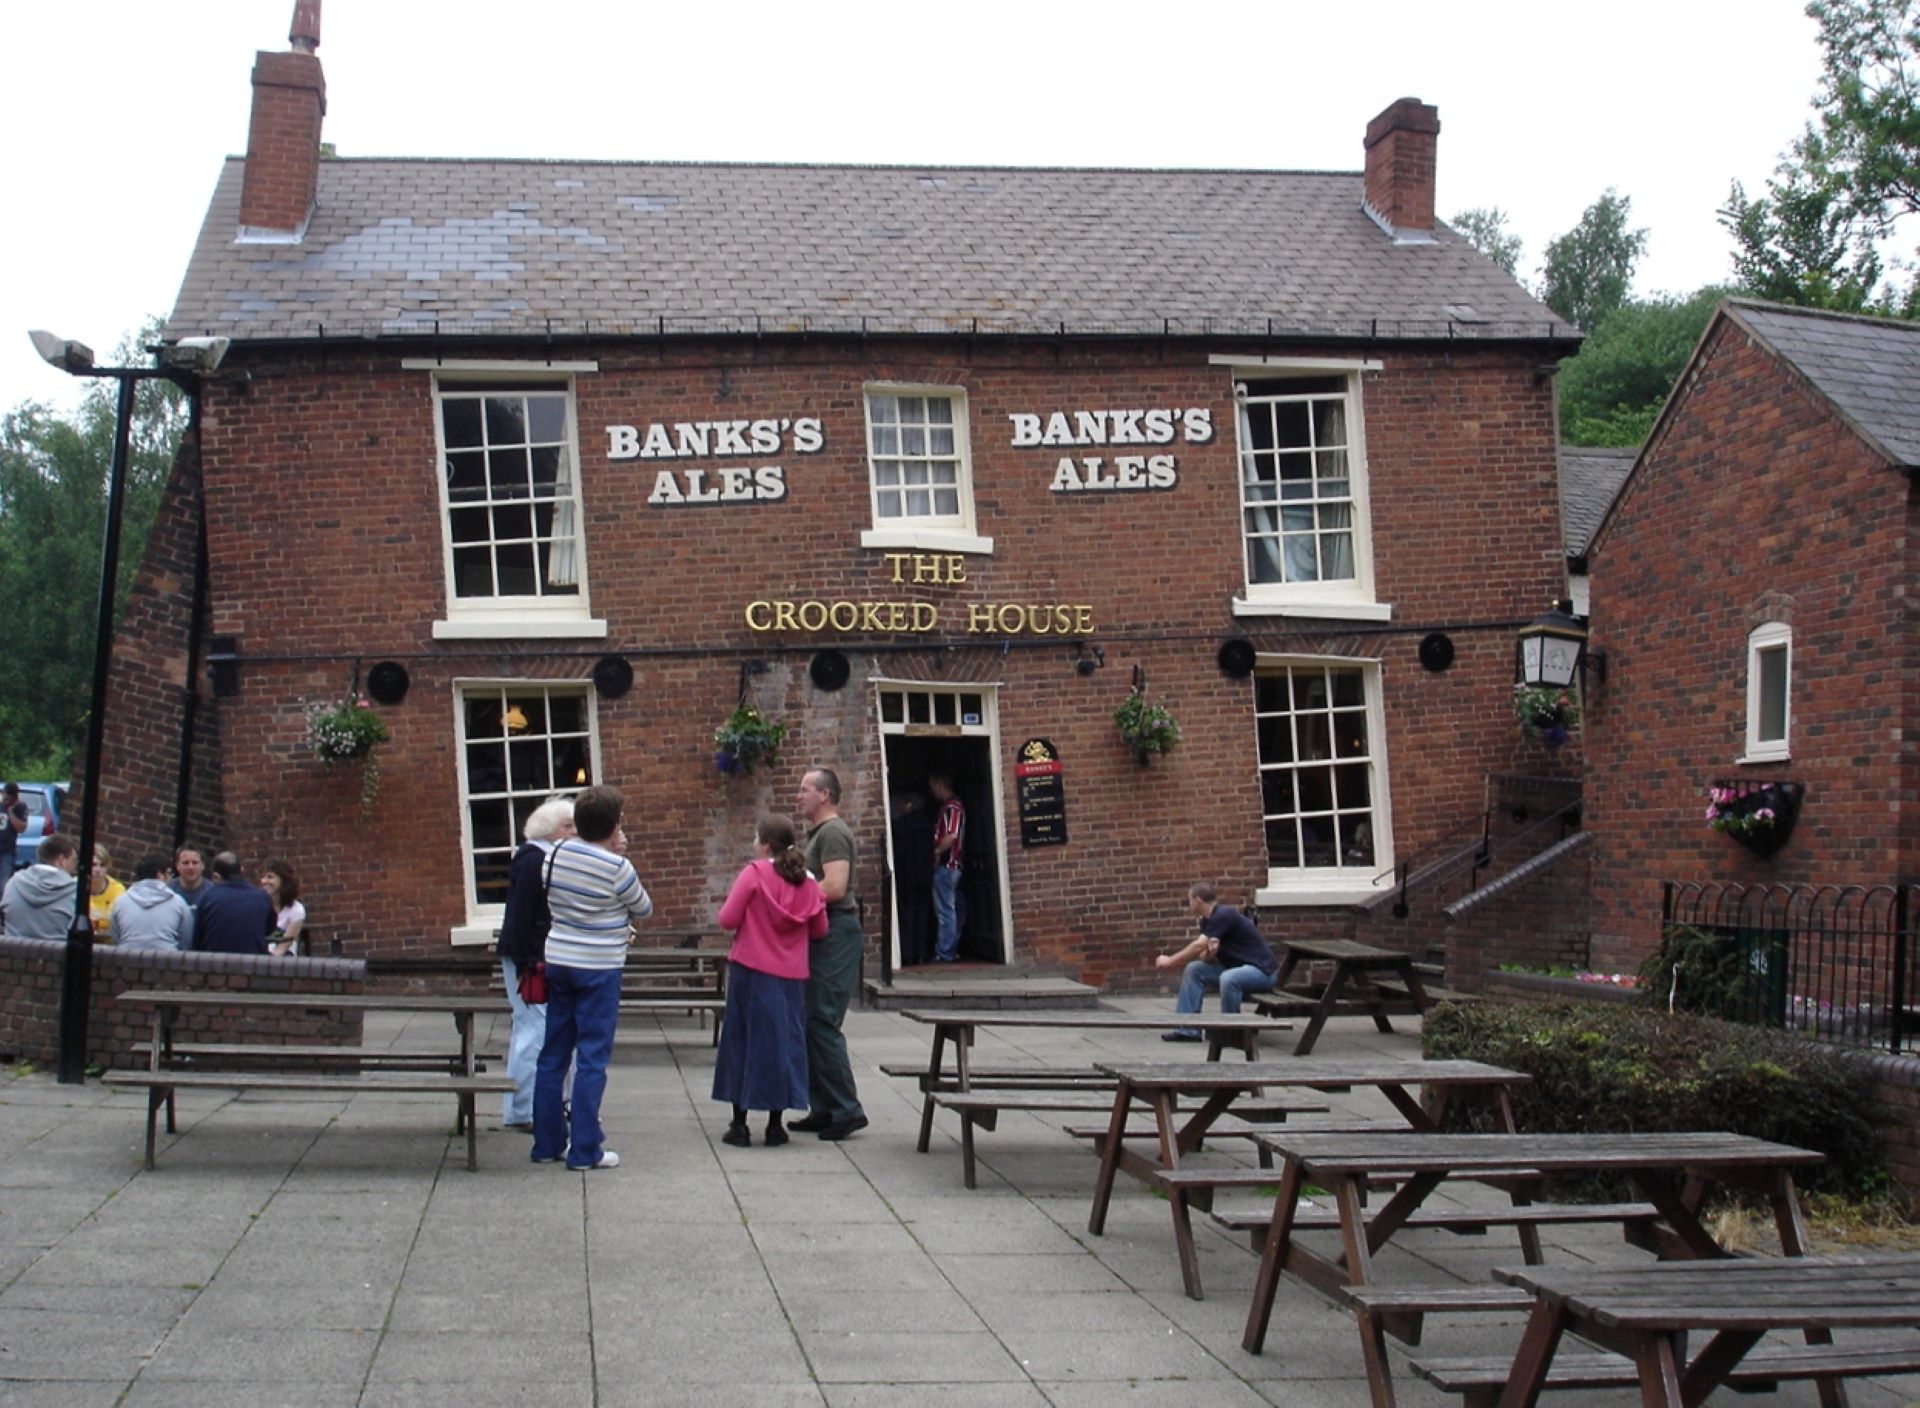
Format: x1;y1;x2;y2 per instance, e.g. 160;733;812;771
1152;881;1278;1041
193;851;276;956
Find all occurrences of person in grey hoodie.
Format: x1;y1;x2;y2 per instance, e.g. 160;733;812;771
111;852;196;952
0;833;80;940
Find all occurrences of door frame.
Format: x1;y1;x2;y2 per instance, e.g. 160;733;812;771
871;678;1012;968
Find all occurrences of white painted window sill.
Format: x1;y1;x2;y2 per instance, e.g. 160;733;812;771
1256;882;1394;908
860;527;994;555
433;616;608;640
450;923;499;948
1736;749;1791;766
1232;598;1393;623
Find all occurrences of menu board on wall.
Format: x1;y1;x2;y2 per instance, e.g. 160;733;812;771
1015;738;1068;848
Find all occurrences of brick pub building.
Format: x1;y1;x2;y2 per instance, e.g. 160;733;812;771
96;5;1578;987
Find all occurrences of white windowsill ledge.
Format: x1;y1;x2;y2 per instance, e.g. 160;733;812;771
860;527;995;555
1256;884;1394;908
450;924;498;948
1232;598;1394;623
1735;750;1792;766
432;617;609;640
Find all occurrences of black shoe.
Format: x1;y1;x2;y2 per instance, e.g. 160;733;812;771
817;1113;869;1142
764;1123;790;1147
789;1111;832;1133
721;1123;751;1148
1160;1030;1203;1043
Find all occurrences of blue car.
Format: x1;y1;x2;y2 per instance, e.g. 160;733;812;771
8;782;67;864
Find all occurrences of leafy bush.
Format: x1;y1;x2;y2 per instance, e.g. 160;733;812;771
1422;999;1881;1197
1637;925;1785;1023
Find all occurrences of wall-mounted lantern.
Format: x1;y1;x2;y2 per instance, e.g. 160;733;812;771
1515;601;1589;690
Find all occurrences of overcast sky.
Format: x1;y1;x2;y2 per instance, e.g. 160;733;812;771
2;0;1827;411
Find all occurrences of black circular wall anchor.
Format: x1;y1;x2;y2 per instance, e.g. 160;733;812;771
365;661;410;706
1216;638;1257;679
809;649;851;692
1418;632;1456;673
592;654;635;699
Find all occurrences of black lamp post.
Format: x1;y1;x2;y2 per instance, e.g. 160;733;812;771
1514;599;1590;691
27;330;227;1084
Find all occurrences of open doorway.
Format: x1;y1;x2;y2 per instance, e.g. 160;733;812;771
875;683;1008;969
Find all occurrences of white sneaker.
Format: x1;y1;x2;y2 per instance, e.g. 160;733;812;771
571;1150;619;1171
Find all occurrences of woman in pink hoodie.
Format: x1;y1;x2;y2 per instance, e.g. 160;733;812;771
712;815;828;1147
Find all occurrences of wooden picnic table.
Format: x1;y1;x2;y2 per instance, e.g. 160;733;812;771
899;1009;1295;1160
110;989;513;1171
1239;1129;1828;1369
1087;1058;1531;1300
1487;1255;1920;1408
1258;937;1437;1055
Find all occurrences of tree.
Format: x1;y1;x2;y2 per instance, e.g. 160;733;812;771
1556;287;1729;447
1450;206;1524;278
1719;0;1920;311
1540;190;1649;333
0;319;186;779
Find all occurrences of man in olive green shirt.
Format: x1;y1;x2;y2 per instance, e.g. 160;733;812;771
792;766;867;1140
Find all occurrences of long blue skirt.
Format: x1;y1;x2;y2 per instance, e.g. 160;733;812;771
710;962;810;1112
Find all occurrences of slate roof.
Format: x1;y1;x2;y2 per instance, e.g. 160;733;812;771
165;158;1572;346
1558;445;1636;557
1729;299;1920;468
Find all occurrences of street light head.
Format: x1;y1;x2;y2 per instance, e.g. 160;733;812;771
156;336;231;373
28;329;95;374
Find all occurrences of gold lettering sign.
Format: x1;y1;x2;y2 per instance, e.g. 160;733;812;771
744;600;1092;635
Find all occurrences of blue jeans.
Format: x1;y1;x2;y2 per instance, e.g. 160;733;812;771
532;963;622;1168
499;957;545;1125
1174;960;1276;1035
932;868;965;961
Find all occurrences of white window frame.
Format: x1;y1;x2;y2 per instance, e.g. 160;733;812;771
1224;361;1388;622
1250;653;1396;907
447;678;603;945
1741;622;1792;763
858;382;993;555
425;364;607;639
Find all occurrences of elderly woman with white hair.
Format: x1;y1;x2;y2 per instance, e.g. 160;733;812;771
497;795;576;1131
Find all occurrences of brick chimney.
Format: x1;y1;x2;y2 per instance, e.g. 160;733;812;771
238;0;326;241
1362;97;1440;244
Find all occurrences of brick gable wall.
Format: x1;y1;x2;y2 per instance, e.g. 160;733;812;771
1585;317;1918;971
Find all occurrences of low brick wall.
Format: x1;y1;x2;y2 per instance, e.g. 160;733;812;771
0;938;365;1070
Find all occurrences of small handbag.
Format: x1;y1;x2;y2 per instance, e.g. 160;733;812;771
517;961;548;1005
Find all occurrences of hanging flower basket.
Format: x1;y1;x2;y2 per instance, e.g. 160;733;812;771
305;695;390;816
1114;691;1181;764
1705;780;1804;860
1513;684;1581;749
713;704;787;777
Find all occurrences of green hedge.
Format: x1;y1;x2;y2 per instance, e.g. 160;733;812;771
1421;1000;1880;1196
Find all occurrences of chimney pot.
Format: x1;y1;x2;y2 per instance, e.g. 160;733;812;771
1362;97;1441;242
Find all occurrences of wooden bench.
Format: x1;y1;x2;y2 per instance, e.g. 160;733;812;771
618;995;727;1045
104;1069;516;1172
1344;1285;1537;1408
1212;1199;1661;1251
879;1061;1113;1088
132;1042;506;1073
1413;1344;1920;1407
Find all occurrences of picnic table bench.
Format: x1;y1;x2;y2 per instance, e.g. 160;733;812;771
898;1009;1295;1170
1238;1129;1830;1407
1087;1058;1532;1301
1254;938;1460;1055
1453;1254;1920;1408
112;989;515;1172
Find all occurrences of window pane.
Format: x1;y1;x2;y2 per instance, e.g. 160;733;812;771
469;798;512;851
453;546;494;596
1296;766;1334;812
1266;819;1300;868
493;502;533;541
466;694;504;737
1253;676;1288;712
488;446;532;499
881;691;904;723
485;397;527;445
549;693;587;735
527;394;566;443
446;451;487;501
509;694;548;736
1339;815;1376;866
449;506;490;546
873;427;898;455
1294;672;1329;711
530;446;563;491
1330;670;1364;707
933;694;955;725
553;737;592;788
1300;816;1337;867
1333;715;1370;758
496;543;537;595
509;739;551;792
1256;715;1293;763
868;394;897;422
465;742;506;795
1758;645;1788;741
928;398;953;424
1334;762;1371;808
443;398;484;449
1260;769;1294;815
907;692;930;724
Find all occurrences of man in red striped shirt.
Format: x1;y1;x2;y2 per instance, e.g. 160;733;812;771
930;772;966;963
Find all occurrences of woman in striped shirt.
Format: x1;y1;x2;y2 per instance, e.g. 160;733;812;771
531;785;653;1171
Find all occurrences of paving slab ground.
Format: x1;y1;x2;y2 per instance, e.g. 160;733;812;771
4;998;1918;1407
